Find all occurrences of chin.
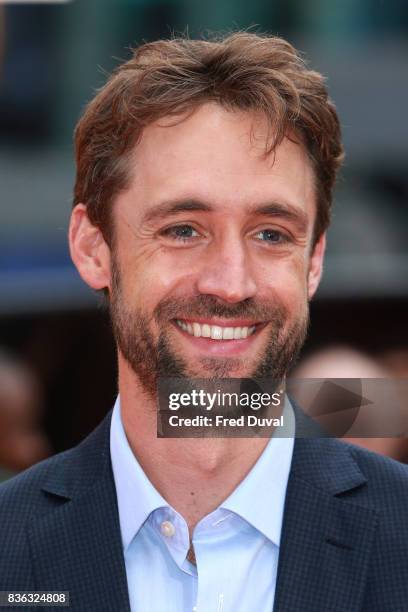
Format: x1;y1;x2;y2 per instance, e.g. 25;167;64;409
186;357;254;379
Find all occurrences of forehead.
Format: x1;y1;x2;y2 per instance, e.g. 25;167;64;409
125;103;316;220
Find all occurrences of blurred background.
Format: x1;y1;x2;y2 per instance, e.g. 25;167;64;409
0;0;407;476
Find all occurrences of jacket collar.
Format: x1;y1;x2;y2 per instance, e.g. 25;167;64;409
290;403;368;494
41;409;113;501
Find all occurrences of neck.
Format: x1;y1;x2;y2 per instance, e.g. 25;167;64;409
118;358;269;532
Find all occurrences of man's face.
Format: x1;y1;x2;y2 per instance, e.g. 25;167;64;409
105;103;324;393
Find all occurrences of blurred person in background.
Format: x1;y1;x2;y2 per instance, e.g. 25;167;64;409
381;348;408;379
380;348;408;462
1;31;408;612
293;345;408;461
0;350;50;482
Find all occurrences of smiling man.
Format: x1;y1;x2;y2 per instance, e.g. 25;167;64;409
1;32;408;612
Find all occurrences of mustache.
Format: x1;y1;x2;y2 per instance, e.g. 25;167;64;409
153;294;287;323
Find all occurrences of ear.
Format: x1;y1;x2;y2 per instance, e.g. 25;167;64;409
69;204;111;291
307;233;326;299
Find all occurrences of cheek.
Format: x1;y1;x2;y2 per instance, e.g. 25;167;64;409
257;254;309;307
118;248;196;312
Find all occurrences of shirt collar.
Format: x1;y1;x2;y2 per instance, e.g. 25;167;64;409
221;397;295;547
110;397;168;551
111;395;295;551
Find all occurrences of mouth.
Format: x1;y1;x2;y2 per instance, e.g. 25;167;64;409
173;318;265;340
170;317;269;359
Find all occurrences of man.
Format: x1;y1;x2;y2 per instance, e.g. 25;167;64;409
1;32;407;611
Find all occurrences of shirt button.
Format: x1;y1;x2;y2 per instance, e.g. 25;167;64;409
160;520;176;537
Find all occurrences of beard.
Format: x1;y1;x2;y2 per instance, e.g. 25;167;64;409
109;258;309;397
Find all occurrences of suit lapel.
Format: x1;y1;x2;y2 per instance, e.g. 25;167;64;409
27;412;131;612
274;435;378;612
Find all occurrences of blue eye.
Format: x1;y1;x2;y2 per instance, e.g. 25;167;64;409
161;225;200;241
256;229;286;243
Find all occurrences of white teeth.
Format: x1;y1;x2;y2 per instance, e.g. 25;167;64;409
211;326;223;340
176;320;257;341
234;327;242;340
223;327;234;340
202;324;211;338
192;322;201;338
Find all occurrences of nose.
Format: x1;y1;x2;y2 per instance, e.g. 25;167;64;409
196;232;257;303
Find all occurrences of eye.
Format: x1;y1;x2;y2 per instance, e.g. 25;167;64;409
254;229;289;244
160;224;201;242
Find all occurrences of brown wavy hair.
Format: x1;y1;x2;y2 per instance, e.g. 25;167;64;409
73;32;344;246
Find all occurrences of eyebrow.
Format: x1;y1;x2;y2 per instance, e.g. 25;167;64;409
249;202;309;233
142;200;212;223
142;198;309;233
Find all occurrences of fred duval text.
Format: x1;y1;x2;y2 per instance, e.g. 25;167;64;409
167;414;284;428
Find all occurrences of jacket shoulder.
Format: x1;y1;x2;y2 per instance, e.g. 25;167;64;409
341;444;408;609
0;449;73;517
345;440;408;501
0;412;112;591
0;449;76;590
0;408;112;525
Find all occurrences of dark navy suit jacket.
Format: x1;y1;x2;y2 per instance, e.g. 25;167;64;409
1;408;408;611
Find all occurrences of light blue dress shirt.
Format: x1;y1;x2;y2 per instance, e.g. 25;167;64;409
110;397;295;612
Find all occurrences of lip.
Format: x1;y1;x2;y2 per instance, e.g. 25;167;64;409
171;319;268;356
